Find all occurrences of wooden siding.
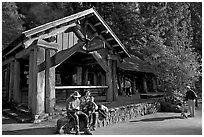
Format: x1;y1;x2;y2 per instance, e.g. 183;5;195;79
56;31;79;52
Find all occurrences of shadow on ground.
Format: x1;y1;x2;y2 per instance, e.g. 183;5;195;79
2;127;57;135
130;116;182;122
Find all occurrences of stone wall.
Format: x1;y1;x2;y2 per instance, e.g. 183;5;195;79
96;101;161;128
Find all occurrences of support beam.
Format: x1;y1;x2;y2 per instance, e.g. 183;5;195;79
9;61;14;102
45;49;56;113
82;67;89;85
106;59;113;102
76;66;82;85
13;60;21;104
92;51;109;73
112;60;118;101
94;22;102;27
118;73;122;96
29;47;46;116
143;76;148;93
132;77;137;94
28;50;34;112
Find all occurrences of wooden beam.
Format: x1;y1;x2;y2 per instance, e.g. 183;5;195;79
13;60;21;104
107;54;119;60
3;57;15;66
9;61;14;101
106;59;113;102
112;44;120;48
51;41;85;67
24;23;76;48
94;22;102;27
101;30;109;34
37;39;59;51
106;37;114;41
15;44;35;59
28;50;34;112
112;60;118;101
23;8;95;37
92;51;109;73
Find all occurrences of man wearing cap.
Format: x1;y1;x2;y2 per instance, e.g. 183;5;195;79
66;91;92;135
185;86;197;117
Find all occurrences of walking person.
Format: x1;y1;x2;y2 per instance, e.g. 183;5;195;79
185;86;197;117
66;91;92;135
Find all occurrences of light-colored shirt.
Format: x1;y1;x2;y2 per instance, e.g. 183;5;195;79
66;96;80;112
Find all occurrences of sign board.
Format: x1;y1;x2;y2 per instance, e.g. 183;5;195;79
86;38;105;52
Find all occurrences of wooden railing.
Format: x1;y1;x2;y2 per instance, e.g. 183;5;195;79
55;86;108;103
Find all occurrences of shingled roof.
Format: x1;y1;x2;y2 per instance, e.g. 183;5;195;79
118;56;155;74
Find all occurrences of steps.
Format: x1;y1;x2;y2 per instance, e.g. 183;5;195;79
3;105;32;123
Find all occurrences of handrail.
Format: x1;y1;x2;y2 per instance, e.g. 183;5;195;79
55;85;108;90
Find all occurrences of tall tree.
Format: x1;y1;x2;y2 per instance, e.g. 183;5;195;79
2;2;24;49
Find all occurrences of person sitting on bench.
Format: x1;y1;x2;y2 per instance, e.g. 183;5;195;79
80;90;98;131
66;91;92;135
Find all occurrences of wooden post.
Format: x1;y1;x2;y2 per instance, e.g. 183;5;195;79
28;50;34;112
152;77;156;92
9;61;14;101
132;77;137;94
76;66;82;85
118;73;122;95
112;60;118;101
5;64;10;101
29;47;46;116
122;75;126;96
45;49;56;114
13;60;21;104
106;59;113;102
143;76;148;93
82;67;88;85
93;72;97;85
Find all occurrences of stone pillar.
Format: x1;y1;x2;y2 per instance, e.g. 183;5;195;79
13;59;21;104
45;49;56;114
106;59;113;102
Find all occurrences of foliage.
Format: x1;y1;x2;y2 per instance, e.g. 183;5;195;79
2;2;201;95
2;2;24;49
131;2;201;93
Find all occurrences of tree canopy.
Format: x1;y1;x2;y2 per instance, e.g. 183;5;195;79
2;2;202;93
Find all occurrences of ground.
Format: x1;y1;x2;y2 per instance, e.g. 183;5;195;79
2;93;202;135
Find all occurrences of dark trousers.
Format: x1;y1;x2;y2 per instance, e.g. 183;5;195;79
67;111;89;132
89;112;97;128
126;87;131;95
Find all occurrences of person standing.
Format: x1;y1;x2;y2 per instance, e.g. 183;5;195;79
125;79;132;97
66;91;92;135
185;86;197;117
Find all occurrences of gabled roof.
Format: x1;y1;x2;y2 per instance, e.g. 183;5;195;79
3;8;130;59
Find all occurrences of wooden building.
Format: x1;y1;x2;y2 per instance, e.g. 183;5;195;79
118;56;158;95
2;8;131;117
